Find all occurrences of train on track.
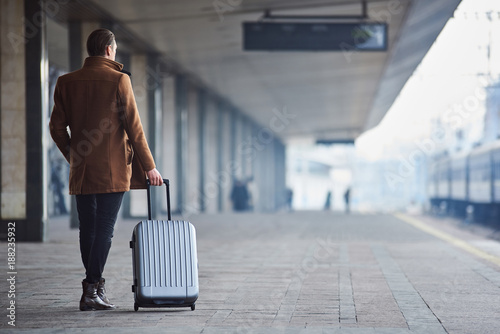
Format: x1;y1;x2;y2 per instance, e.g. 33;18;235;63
428;140;500;224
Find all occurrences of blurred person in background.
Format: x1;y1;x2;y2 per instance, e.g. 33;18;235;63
324;191;332;210
231;179;250;211
344;187;351;213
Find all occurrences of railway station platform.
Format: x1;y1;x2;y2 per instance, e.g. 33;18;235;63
1;211;500;333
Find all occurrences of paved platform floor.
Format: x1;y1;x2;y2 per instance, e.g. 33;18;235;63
1;211;500;333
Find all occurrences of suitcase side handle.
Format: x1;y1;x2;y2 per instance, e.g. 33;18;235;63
146;178;171;221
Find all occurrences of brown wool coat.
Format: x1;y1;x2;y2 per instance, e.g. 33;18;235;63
49;56;156;195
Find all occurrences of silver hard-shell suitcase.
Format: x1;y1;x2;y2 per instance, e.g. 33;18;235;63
130;179;198;311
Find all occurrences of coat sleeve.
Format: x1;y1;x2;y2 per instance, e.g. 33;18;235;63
49;80;71;163
117;74;156;182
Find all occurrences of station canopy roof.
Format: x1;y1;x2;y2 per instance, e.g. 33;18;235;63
51;0;462;143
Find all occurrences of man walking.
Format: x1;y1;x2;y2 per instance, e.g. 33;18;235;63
49;28;163;311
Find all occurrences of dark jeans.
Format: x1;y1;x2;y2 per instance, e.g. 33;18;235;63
76;192;124;284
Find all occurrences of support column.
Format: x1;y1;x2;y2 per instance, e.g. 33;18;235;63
1;0;28;234
258;134;276;212
204;97;219;213
147;54;161;162
274;139;286;210
216;102;226;211
68;21;81;70
197;89;207;213
267;139;277;211
230;108;237;182
240;117;254;181
24;0;49;241
233;112;243;181
251;134;287;212
147;53;162;218
239;116;255;209
161;75;176;212
184;84;200;216
222;106;233;211
252;124;262;212
175;75;188;214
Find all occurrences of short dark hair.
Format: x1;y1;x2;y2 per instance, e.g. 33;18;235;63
86;28;115;57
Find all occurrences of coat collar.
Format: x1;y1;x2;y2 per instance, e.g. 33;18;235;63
83;56;124;72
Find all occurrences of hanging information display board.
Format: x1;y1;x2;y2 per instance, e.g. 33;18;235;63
243;22;387;51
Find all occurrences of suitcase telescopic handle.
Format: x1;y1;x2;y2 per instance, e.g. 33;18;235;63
146;178;171;221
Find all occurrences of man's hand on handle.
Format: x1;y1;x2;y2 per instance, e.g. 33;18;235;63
147;168;163;186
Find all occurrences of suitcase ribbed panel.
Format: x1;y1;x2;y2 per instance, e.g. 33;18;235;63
138;220;196;288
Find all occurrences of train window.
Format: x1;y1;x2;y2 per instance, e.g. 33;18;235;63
452;168;464;180
470;163;489;182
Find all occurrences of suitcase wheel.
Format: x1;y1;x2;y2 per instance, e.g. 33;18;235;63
191;304;195;311
134;303;139;312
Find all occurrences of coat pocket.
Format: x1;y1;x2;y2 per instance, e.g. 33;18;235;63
126;140;134;165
